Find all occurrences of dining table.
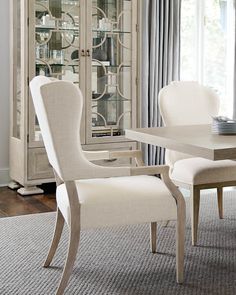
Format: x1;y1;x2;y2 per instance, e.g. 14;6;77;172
125;124;236;161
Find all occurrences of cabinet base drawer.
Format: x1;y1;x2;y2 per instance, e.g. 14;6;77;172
83;142;137;167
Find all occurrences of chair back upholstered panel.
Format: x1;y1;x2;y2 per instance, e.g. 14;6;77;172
30;76;130;181
158;81;220;166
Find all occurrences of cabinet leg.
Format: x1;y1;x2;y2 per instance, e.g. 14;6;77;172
17;186;44;196
8;181;20;190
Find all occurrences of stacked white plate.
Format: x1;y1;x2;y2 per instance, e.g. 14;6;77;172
212;116;236;135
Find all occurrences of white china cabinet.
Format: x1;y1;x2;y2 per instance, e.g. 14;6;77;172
9;0;140;195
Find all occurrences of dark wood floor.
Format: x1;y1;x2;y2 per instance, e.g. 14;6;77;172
0;184;57;217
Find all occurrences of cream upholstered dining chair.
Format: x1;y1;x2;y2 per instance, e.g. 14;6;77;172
159;81;236;246
30;76;186;295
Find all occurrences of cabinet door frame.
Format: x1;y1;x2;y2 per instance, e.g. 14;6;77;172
27;0;87;148
85;0;138;144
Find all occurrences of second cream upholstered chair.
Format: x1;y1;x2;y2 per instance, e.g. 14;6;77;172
30;76;186;295
159;81;236;246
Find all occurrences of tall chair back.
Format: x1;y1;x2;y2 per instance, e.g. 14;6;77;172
30;76;88;181
30;76;129;181
158;81;220;166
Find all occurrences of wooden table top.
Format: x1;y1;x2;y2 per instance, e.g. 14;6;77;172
125;124;236;161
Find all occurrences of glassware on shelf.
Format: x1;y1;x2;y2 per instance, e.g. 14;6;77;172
36;44;49;60
50;50;64;64
41;14;55;27
98;18;112;31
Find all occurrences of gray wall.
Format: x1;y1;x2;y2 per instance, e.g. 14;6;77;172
0;0;10;186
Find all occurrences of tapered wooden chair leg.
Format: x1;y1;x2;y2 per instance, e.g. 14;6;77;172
176;197;186;284
217;187;223;219
150;222;157;253
56;222;80;295
191;187;200;246
44;208;65;267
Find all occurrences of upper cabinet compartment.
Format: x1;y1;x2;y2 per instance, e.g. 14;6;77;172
88;0;136;141
29;0;138;144
33;0;81;83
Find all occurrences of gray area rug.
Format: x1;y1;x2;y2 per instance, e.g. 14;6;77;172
0;191;236;295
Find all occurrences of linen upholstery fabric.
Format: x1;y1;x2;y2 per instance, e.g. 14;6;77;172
142;0;181;165
159;81;220;167
30;76;130;181
158;81;236;185
171;158;236;185
56;175;177;229
159;81;219;127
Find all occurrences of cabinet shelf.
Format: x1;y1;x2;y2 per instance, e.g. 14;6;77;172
33;128;123;140
92;29;131;34
35;25;79;32
36;62;131;68
35;25;130;34
92;96;130;102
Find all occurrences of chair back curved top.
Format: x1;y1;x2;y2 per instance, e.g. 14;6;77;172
158;81;220;166
30;76;130;181
30;76;87;181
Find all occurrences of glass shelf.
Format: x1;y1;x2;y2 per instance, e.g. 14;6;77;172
32;126;123;140
91;126;122;138
92;95;130;102
35;26;130;34
36;25;79;32
92;62;131;68
92;29;131;34
36;62;131;68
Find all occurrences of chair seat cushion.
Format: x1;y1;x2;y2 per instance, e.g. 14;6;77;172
56;175;177;229
171;157;236;185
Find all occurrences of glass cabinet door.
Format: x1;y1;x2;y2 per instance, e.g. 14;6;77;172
11;0;22;140
29;0;84;144
87;0;136;142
